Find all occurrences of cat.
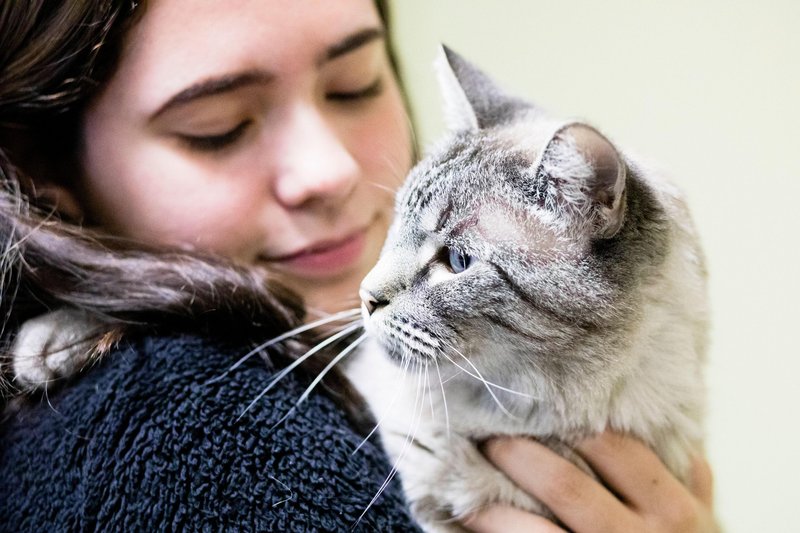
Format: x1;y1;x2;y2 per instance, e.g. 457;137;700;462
345;46;709;530
8;46;709;532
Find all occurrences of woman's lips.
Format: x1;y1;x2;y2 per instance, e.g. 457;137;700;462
264;230;368;279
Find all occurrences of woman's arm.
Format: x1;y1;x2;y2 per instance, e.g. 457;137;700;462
465;432;717;533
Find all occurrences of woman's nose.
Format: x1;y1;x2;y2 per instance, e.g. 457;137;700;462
272;103;359;209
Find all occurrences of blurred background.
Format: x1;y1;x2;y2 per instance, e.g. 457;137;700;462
390;1;799;531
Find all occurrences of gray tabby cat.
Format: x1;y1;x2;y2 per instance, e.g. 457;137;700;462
346;46;708;530
10;46;708;531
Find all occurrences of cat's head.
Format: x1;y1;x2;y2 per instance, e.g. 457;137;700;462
360;47;668;391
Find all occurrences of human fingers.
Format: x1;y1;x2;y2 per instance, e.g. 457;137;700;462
576;432;690;514
577;432;718;532
483;437;640;532
463;504;567;533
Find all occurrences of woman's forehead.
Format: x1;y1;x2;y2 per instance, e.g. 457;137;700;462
107;0;382;114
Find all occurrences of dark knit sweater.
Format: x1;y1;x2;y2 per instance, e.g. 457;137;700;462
0;333;421;532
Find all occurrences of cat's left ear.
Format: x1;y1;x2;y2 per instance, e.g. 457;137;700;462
545;124;627;238
434;45;528;132
434;45;479;131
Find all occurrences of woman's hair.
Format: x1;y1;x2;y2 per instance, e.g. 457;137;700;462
0;0;405;411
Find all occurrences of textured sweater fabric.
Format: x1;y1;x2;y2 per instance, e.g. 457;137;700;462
0;332;421;532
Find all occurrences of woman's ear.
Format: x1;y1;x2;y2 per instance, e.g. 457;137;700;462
32;182;84;222
9;130;87;223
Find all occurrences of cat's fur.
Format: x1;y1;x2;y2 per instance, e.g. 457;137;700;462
347;46;708;530
9;46;708;532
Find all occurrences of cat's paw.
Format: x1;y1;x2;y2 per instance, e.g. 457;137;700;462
399;432;548;530
11;309;103;390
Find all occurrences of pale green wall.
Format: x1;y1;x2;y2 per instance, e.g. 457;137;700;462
391;2;800;531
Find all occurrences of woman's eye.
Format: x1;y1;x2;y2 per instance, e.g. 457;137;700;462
445;247;473;274
327;78;384;102
177;120;251;152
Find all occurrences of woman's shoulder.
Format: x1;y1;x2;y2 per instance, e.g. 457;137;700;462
0;331;420;532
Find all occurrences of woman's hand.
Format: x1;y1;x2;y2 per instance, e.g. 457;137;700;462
463;432;717;533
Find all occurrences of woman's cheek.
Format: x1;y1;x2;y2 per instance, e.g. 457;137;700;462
354;84;412;187
123;166;265;257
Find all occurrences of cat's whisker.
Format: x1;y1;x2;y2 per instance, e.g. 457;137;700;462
236;322;363;421
433;357;451;440
439;345;516;419
322;318;364;337
425;364;435;421
354;358;427;529
305;301;362;319
376;135;412;188
206;308;360;385
438;340;535;400
43;381;61;416
440;368;464;385
267;332;368;430
267;474;294;508
366;180;398;196
352;344;408;456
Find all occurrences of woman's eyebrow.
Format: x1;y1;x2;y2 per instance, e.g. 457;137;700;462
321;27;385;64
150;27;385;121
150;70;274;120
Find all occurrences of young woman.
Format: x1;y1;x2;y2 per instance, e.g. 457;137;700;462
0;1;716;531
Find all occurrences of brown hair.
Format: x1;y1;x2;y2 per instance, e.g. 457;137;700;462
0;0;404;413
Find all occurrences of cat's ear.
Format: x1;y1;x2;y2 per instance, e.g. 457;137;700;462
435;45;527;131
541;124;627;238
435;45;479;131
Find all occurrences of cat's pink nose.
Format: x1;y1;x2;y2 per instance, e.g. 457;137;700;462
359;288;380;316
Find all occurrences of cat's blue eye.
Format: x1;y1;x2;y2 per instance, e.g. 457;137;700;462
446;247;473;274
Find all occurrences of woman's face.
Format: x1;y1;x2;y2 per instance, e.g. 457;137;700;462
79;0;412;314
